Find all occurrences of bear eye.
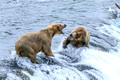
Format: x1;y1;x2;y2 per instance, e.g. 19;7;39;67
76;33;79;38
70;34;72;37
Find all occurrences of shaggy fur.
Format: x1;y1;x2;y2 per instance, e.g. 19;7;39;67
15;24;66;63
63;27;90;48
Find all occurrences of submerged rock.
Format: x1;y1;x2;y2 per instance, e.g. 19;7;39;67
16;71;30;80
27;70;34;75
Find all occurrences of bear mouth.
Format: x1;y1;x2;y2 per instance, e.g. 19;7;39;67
61;31;64;34
68;36;74;41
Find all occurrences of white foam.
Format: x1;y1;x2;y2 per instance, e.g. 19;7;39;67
80;49;120;80
108;7;115;12
4;12;120;80
6;73;22;80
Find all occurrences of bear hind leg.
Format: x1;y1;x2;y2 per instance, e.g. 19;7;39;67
28;53;36;63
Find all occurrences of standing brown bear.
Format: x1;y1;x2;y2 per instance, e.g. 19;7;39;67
63;27;90;48
15;24;66;63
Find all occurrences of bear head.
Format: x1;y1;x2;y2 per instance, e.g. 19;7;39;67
67;27;86;41
47;23;66;34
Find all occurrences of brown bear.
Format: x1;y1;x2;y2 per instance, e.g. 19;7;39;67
63;27;90;48
15;24;66;63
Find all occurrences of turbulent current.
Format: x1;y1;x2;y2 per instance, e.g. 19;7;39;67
0;0;120;80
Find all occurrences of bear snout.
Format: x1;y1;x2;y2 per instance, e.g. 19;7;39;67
70;34;72;37
67;35;74;41
63;24;67;28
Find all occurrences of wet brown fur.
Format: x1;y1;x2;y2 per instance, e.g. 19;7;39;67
15;24;66;63
63;27;90;48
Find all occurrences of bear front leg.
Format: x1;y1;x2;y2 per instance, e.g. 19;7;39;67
85;36;90;48
43;45;54;57
44;50;54;57
31;57;36;63
85;43;89;48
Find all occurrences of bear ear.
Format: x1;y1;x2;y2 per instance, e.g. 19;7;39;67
82;30;87;37
85;41;89;48
47;25;53;29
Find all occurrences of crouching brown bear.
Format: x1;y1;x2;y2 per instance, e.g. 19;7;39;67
63;27;90;48
15;24;66;63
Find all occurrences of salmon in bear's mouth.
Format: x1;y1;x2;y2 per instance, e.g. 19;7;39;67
67;34;74;41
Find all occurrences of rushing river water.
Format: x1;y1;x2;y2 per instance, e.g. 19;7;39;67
0;0;120;80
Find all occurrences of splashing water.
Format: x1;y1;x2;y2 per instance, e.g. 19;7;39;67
0;0;120;80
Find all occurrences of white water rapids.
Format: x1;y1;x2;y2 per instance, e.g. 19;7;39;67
0;0;120;80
